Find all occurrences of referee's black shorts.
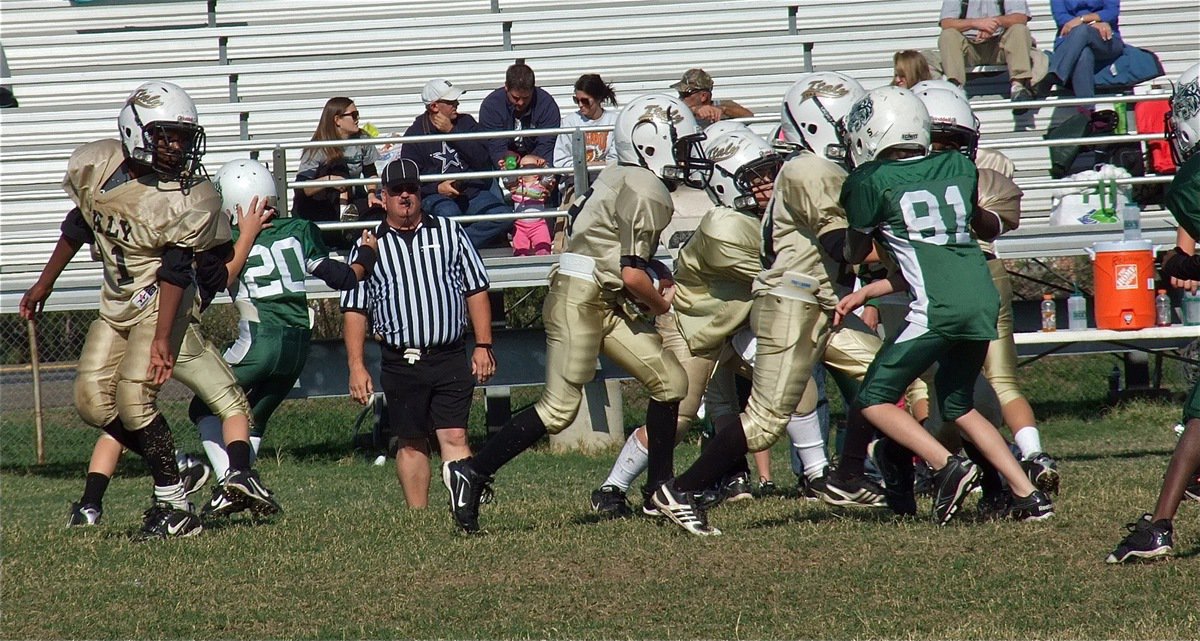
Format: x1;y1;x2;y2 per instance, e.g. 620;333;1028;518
379;341;474;440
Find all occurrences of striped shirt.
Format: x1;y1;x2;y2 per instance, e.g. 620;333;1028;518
340;214;490;349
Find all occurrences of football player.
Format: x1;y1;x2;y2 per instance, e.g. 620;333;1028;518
19;81;236;538
442;93;711;533
1108;62;1200;562
835;86;1054;525
193;159;379;517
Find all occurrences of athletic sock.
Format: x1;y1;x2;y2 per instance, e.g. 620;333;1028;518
674;415;749;492
80;472;110;507
227;440;252;472
135;415;181;487
603;430;649;491
643;400;678;489
836;405;872;482
1013;426;1043;459
153;482;188;511
472;408;547;477
197;415;230;480
786;411;828;480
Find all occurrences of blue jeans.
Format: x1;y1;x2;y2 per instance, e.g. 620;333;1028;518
1050;26;1124;99
422;191;513;248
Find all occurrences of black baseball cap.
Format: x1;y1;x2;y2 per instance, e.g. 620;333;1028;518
381;158;421;190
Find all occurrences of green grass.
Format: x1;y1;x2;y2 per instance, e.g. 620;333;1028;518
3;357;1200;639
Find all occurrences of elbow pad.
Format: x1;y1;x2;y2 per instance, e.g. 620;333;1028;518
61;207;95;245
1163;248;1200;281
818;230;847;264
312;258;359;291
157;246;195;288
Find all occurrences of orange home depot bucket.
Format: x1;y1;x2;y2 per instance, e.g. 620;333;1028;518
1091;240;1155;330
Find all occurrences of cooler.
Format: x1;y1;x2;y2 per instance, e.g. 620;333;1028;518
1091;239;1155;330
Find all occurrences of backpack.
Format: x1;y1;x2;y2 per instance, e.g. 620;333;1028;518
1045;110;1144;179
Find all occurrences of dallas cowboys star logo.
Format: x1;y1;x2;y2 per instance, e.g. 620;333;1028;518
430;142;464;173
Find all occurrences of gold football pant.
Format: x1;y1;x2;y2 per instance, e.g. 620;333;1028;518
982;258;1025;406
740;292;830;452
172;321;250;423
656;312;719;436
534;274;687;432
824;324;930;409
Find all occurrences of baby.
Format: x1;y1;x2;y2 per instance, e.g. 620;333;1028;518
507;155;556;256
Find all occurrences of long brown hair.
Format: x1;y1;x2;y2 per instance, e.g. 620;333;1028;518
303;96;353;163
891;50;932;89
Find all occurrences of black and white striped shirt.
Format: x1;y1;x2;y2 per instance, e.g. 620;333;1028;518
340;214;490;349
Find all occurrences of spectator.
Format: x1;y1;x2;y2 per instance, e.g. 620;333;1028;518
553;73;618;194
342;159;496;509
937;0;1036;106
479;62;561;168
891;50;933;89
671;68;754;127
401;78;513;249
506;155;556;256
293;97;383;246
1035;0;1124;102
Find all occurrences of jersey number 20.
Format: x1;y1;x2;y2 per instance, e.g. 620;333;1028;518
242;237;307;298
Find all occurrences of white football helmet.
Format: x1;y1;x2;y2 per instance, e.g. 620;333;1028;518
117;80;205;186
844;86;931;167
703;119;753;141
213;159;278;222
779;71;867;164
910;79;969;103
613;93;712;188
1168;62;1200;163
912;84;980;160
702;129;783;214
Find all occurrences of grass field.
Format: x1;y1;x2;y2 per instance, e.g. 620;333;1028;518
3;357;1200;639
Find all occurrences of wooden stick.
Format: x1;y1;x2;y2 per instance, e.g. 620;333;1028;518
27;318;45;466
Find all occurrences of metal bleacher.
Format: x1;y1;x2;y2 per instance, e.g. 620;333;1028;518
1;0;1198;315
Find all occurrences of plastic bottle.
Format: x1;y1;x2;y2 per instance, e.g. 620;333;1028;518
1121;203;1142;241
1067;288;1087;330
1041;294;1057;332
1155;289;1172;326
1115;101;1128;135
1183;291;1200;326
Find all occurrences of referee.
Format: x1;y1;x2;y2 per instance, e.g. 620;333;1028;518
342;158;496;509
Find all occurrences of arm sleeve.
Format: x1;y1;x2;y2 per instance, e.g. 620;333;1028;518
1050;0;1072;26
531;92;562;161
399;130;440;199
455;224;491;295
1097;0;1119;24
60;207;95;245
312;259;360;291
553;131;572;170
157;245;195;288
194;241;233;310
614;182;664;262
450;115;492;171
1162;248;1200;281
818;228;848;264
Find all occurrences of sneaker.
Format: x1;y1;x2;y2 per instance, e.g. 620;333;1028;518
640;484;662;517
442;458;493;533
177;454;212;498
1022;452;1060;495
753;479;782;498
1011;82;1034;114
871;437;917;516
1106;514;1173;563
651;481;721;536
590;485;632;519
977;492;1012;522
67;501;102;527
1009;489;1055;522
819;474;888;508
221;469;282;517
931;454;981;526
136;501;202;540
721;473;754;502
201;485;244;518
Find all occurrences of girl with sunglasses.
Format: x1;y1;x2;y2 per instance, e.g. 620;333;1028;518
553;74;619;198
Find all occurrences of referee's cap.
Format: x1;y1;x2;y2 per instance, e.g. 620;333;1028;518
381;158;421;190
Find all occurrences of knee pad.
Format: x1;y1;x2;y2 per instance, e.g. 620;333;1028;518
114;378;159;431
740;407;787;453
74;378;117;429
534;389;583;435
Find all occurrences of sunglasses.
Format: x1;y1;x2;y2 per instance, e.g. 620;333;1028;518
572;96;595;106
338;110;360;121
435;100;459;108
678;89;704;99
385;183;421;195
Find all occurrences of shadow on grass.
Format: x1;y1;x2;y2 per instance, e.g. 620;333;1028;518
748;506;909;530
1059;448;1178;463
1;460;152;479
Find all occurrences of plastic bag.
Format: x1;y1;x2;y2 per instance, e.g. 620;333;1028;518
1048;165;1134;225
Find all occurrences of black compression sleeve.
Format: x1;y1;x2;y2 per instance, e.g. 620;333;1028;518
61;208;95;245
351;244;377;276
1163;248;1200;281
157;245;195;288
818;229;847;264
312;258;360;290
194;242;233;310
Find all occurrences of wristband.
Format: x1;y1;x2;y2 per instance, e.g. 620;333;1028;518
351;244;378;275
474;343;493;349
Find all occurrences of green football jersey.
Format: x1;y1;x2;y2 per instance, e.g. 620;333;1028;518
1164;153;1200;242
842;151;998;340
230;217;329;328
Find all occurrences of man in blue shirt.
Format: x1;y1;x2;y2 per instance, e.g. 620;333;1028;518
478;62;562;168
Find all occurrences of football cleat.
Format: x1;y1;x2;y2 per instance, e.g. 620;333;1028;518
177;454;212;498
1022;452;1060;495
651;481;721;536
221;469;282;518
442;458;493;533
931;454;980;526
753;479;783;498
590;485;633;519
798;473;828;502
136;501;202;540
1107;514;1173;563
820;475;888;508
721;472;754;502
67;501;102;527
976;491;1012;522
1009;489;1055;522
200;485;243;518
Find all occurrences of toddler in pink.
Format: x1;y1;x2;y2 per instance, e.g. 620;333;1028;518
507;155;556;256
